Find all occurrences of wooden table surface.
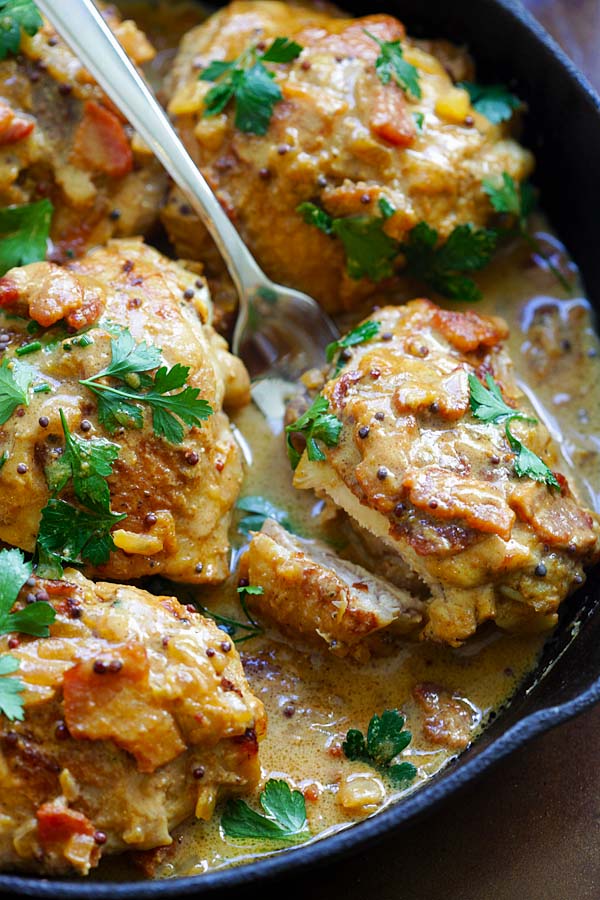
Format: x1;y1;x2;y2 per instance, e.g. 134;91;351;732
283;6;600;900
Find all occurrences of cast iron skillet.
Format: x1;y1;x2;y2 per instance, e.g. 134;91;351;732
2;0;600;896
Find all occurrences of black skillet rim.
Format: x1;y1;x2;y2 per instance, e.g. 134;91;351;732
2;0;600;895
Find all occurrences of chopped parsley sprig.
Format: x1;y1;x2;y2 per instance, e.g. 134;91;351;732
36;499;127;569
80;327;213;444
400;221;497;302
483;171;572;293
0;199;53;275
468;373;559;488
298;197;398;282
326;320;381;374
343;709;417;787
222;779;310;843
200;36;303;135
458;81;521;124
0;357;33;424
0;655;25;722
285;394;342;469
364;29;421;99
0;0;43;61
236;495;291;536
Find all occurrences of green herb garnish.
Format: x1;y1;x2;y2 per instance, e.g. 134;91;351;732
400;221;497;302
45;409;120;512
80;327;213;444
0;655;25;721
285;394;342;469
482;171;571;293
0;0;43;60
459;81;521;124
468;373;559;488
0;357;32;424
343;709;417;787
298;198;398;281
364;29;421;99
222;779;310;842
200;36;302;135
0;199;53;274
326;320;381;373
0;547;56;638
236;496;291;536
36;498;127;568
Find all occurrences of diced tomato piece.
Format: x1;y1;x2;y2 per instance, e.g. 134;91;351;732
37;804;95;846
72;100;133;178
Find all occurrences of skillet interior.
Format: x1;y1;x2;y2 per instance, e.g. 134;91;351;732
1;0;599;895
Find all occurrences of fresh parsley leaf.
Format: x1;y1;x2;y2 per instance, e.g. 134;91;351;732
401;221;497;302
0;200;53;274
364;29;421;99
413;111;424;132
483;172;572;294
0;0;43;60
200;37;302;135
505;422;560;488
37;498;127;568
45;409;119;512
236;496;291;535
343;709;417;785
468;373;535;426
326;320;381;366
0;547;56;637
198;587;264;645
0;357;32;424
80;329;213;444
459;81;521;124
285;394;342;469
222;779;310;842
468;374;559;488
298;198;399;282
0;654;25;721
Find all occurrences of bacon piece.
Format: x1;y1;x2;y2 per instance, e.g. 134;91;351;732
370;82;416;147
509;481;598;553
413;682;477;749
300;15;405;60
63;641;186;773
72;101;133;178
0;101;34;146
432;307;508;353
0;278;19;308
37;802;100;874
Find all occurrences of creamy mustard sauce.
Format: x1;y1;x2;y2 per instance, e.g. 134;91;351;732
101;2;600;881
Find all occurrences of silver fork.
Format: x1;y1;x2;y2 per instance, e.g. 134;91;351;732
35;0;338;381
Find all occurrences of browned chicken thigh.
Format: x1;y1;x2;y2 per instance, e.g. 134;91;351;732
163;1;533;313
0;239;249;583
0;571;265;875
0;9;165;258
288;300;600;645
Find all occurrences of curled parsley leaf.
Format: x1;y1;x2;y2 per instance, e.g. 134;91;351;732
37;498;127;568
236;495;291;536
458;81;521;124
200;36;302;135
326;320;381;372
0;0;43;61
468;373;559;488
343;709;417;787
285;394;342;469
0;357;33;424
45;409;120;512
364;29;421;99
0;547;56;638
0;199;53;274
222;779;310;842
400;221;497;302
80;327;213;444
298;198;398;282
0;655;25;722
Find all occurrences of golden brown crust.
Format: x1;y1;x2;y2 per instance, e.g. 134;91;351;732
0;572;265;875
293;300;600;645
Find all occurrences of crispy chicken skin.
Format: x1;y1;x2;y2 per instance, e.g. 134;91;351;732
0;238;250;583
0;571;265;875
293;300;600;645
239;519;425;660
163;1;533;313
0;10;165;259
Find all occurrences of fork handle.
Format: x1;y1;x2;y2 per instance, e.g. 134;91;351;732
35;0;263;297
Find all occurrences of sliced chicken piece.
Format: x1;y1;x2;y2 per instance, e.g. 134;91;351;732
239;519;425;660
292;300;600;645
